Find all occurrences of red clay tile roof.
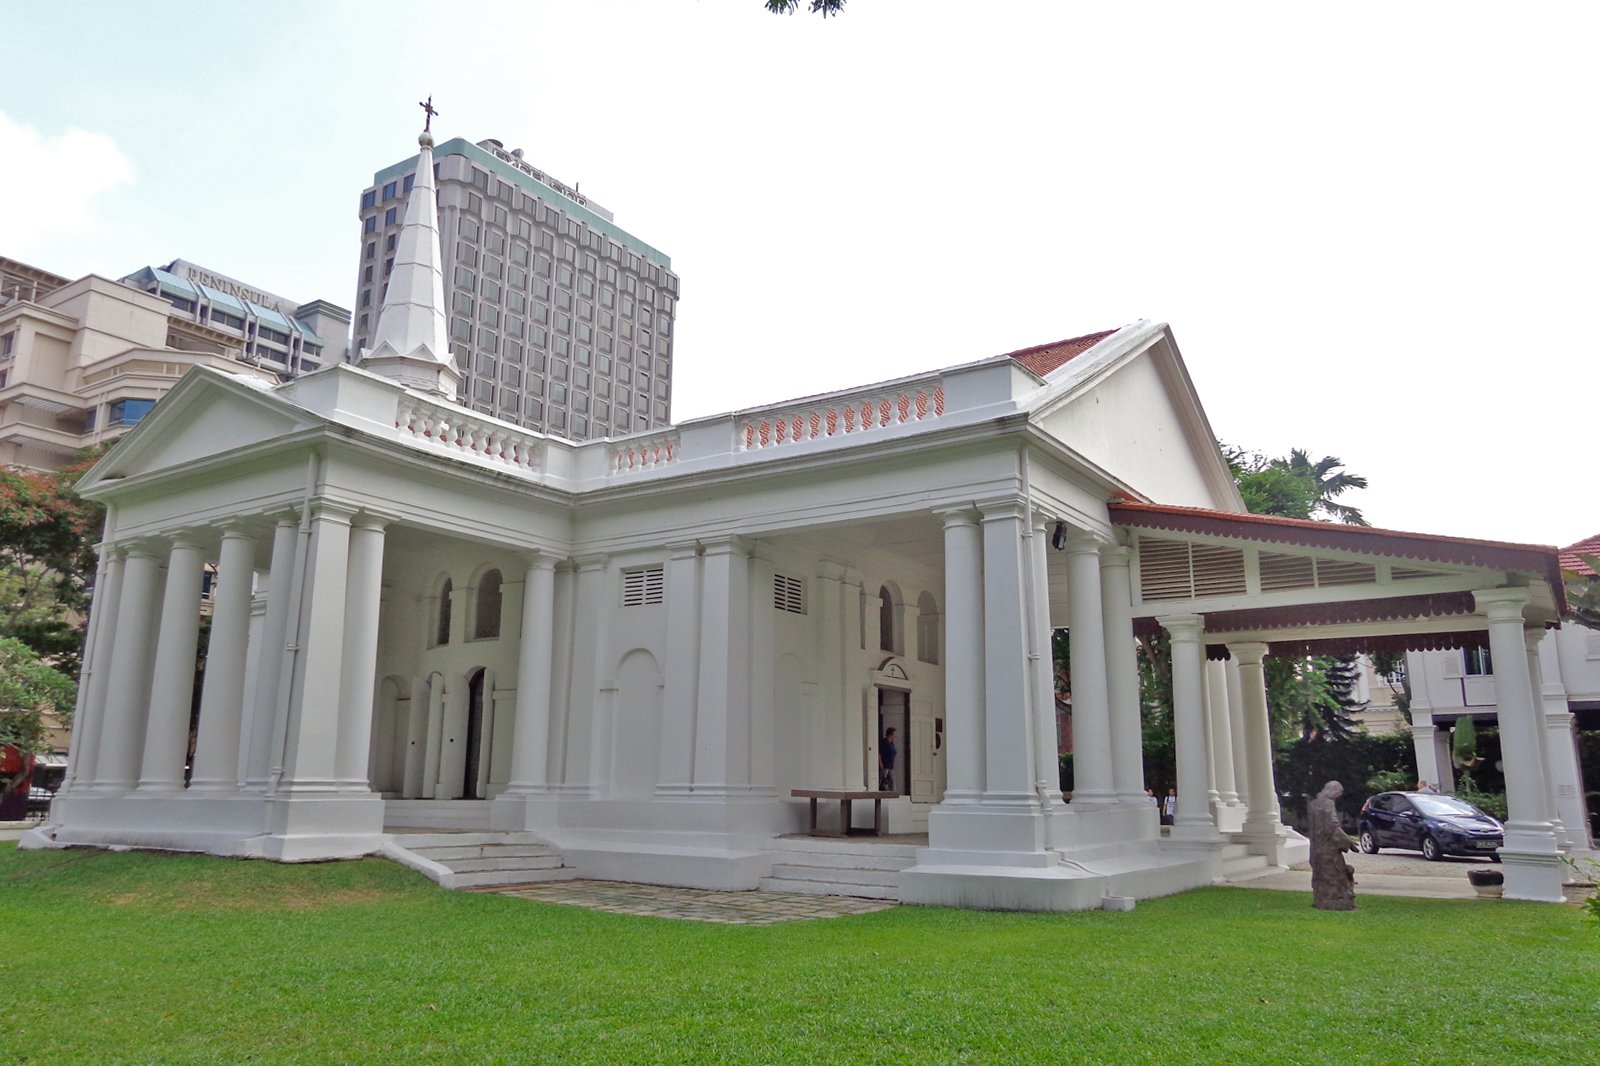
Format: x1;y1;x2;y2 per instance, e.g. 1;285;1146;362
1108;499;1568;615
1005;329;1120;377
1560;533;1600;576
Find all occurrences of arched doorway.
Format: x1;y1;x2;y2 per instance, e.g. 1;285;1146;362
463;668;487;800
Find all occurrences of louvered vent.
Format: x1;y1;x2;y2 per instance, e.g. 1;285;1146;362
1390;566;1437;581
1260;552;1315;591
774;573;806;614
1315;559;1376;587
621;565;665;607
1139;538;1193;600
1191;544;1247;596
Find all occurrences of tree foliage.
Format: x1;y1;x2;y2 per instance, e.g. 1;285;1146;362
0;450;105;672
1223;445;1368;525
0;636;76;756
765;0;846;15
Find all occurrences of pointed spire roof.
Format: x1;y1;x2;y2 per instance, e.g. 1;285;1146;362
359;122;461;399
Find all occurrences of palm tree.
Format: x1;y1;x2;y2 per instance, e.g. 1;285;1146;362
1285;449;1369;526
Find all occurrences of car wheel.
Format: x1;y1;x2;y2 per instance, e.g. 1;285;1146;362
1420;835;1443;862
1359;830;1378;854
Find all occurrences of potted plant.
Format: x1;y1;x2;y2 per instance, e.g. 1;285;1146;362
1467;867;1504;898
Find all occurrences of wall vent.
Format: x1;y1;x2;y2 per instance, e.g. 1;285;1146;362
1137;537;1245;600
621;565;664;607
774;573;806;614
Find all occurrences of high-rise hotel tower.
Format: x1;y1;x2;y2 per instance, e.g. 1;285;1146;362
352;136;678;438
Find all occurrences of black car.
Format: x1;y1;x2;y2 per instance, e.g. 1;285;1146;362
1358;791;1502;861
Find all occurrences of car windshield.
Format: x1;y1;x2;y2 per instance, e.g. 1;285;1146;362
1412;795;1482;817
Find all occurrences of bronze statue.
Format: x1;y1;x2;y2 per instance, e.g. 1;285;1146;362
1309;780;1359;910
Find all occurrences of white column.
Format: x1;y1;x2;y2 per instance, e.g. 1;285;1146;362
1519;628;1565;848
1026;516;1062;804
335;514;389;790
244;514;299;789
1161;615;1215;837
190;524;258;791
1064;530;1114;805
693;537;751;793
1205;659;1239;806
506;553;557;793
978;500;1038;805
1224;656;1249;809
939;510;984;802
1230;642;1284;841
657;543;701;792
559;555;606;793
1099;545;1146;806
1409;721;1442;793
65;546;125;793
93;543;165;791
136;536;208;791
1475;589;1564;901
1535;634;1591;848
276;503;353;791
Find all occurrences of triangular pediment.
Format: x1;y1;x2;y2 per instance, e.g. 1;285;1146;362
1027;324;1242;511
78;367;320;491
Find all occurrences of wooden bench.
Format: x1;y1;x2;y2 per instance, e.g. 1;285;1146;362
791;788;897;837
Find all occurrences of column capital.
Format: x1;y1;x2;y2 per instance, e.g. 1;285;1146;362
164;530;210;552
1409;723;1437;739
933;506;981;529
1523;626;1550;653
817;559;849;582
1099;544;1134;568
310;499;359;524
667;540;701;561
266;508;300;526
518;549;560;573
1157;614;1205;642
573;552;609;572
1473;586;1530;621
699;535;749;558
214;516;261;538
1226;641;1269;666
120;537;168;560
1063;528;1105;555
975;495;1028;523
351;511;396;531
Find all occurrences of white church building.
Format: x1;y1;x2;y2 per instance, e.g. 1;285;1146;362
28;127;1577;909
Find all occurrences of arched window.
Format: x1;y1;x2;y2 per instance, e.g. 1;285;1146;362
916;591;940;664
435;578;453;646
474;569;503;640
879;585;897;654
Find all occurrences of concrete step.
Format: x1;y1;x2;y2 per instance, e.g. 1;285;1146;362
410;844;554;861
441;854;566;874
769;849;916;873
759;876;900;901
773;836;921;859
1219;842;1252;861
769;863;901;887
1223;854;1272;878
452;867;579;889
389;831;546;849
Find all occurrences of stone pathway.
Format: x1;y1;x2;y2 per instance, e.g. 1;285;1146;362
481;879;897;924
1227;848;1596;904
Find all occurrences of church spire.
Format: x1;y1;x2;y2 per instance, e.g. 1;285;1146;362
359;101;460;400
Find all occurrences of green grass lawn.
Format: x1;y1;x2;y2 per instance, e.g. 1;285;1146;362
0;842;1593;1065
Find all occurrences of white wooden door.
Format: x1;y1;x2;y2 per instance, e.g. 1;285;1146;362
910;696;935;802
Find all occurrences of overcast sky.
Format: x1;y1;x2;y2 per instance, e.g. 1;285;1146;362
4;1;1594;547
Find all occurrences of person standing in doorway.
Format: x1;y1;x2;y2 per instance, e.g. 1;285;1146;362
879;727;898;792
1161;788;1178;826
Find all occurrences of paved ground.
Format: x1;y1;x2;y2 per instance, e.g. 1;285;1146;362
485;879;897;924
1229;846;1595;904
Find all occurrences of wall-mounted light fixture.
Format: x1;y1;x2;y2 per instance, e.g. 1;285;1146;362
1051;522;1068;550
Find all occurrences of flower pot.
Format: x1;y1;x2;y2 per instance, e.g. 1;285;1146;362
1468;869;1504;898
1471;882;1504;898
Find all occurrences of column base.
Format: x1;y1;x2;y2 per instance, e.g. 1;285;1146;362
1500;848;1567;903
926;800;1052;862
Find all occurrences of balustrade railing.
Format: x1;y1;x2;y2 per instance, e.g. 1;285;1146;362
395;398;542;472
736;380;945;452
611;432;678;472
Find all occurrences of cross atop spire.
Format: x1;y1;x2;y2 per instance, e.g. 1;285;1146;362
418;95;438;133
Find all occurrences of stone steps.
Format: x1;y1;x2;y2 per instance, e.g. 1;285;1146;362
758;837;918;900
386;830;575;890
